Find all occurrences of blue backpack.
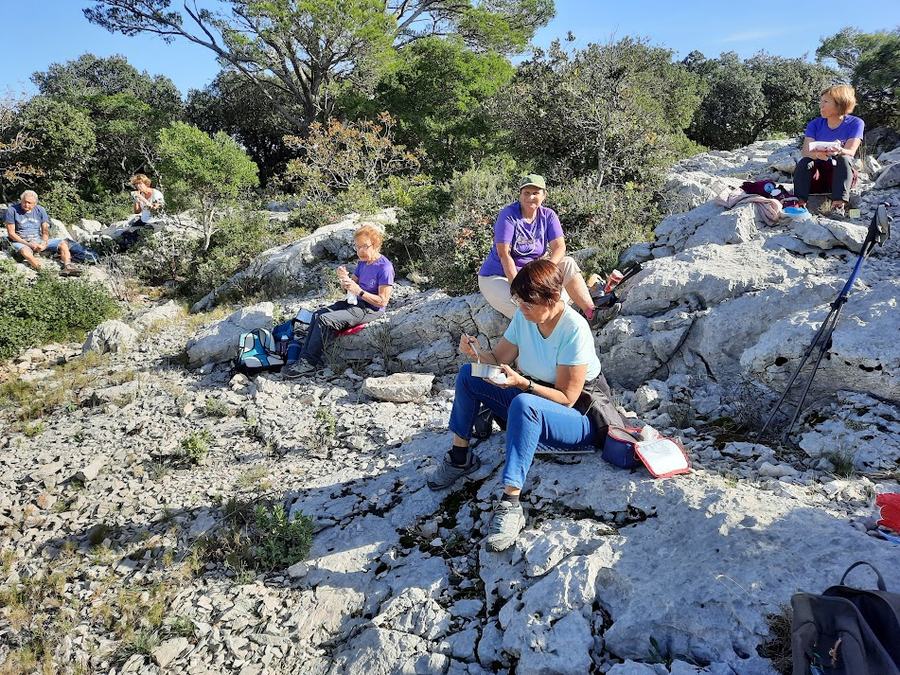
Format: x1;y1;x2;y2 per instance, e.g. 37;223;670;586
234;328;285;375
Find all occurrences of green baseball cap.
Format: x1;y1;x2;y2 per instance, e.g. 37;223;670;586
518;174;546;191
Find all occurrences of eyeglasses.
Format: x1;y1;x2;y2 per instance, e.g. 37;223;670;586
355;243;374;250
510;297;536;311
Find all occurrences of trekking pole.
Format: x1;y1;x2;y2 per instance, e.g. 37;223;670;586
759;205;891;439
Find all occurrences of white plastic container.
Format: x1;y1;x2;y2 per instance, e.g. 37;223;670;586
471;362;501;379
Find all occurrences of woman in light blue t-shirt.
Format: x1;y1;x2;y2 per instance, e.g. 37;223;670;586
426;259;617;553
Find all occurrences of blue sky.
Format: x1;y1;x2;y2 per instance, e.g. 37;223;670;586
3;1;899;98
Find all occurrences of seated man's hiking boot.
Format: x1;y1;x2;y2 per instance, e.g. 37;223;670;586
485;500;526;552
282;359;315;379
427;451;481;490
60;264;82;277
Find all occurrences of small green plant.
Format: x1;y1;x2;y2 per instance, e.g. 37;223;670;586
203;396;231;418
180;430;212;465
199;498;313;575
123;629;160;656
313;406;337;450
22;421;46;438
236;466;271;492
166;615;196;639
826;450;856;478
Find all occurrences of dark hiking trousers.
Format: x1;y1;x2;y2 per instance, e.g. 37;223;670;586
793;155;854;202
300;300;381;365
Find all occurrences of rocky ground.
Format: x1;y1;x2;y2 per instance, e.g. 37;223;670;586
1;140;899;675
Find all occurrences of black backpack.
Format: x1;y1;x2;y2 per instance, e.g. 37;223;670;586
791;561;900;675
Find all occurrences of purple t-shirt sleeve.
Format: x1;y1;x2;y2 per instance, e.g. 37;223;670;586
545;209;563;241
493;206;516;245
846;116;864;139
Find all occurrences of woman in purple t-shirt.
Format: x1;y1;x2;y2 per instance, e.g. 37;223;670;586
793;84;864;219
477;174;599;324
283;224;394;378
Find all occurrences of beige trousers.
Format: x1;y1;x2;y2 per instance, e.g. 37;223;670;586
478;255;581;319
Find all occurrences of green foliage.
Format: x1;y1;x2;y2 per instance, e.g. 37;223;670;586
356;37;514;177
179;430;212;465
179;211;282;301
202;499;314;575
313;406;338;450
13;97;96;188
498;38;702;184
186;71;293;185
817;27;900;130
0;262;119;360
157;122;259;249
85;0;553;132
686;51;836;150
550;176;659;276
282;113;422;195
387;156;518;293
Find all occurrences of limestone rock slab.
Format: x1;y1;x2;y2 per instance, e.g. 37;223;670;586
363;373;435;403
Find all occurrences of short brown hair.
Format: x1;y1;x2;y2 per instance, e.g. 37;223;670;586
822;84;857;115
354;224;383;250
510;259;563;306
130;173;152;188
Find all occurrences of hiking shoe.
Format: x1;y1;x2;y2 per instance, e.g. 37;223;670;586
282;359;315;379
426;451;481;490
60;264;82;277
589;301;621;330
485;501;526;552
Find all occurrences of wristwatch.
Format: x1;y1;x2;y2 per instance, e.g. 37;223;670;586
357;289;365;298
526;380;535;393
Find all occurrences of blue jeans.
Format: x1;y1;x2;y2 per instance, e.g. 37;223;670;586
448;363;599;490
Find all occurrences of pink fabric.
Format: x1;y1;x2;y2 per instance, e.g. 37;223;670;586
715;188;783;225
336;323;367;337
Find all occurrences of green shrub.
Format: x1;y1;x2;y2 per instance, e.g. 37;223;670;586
179;430;211;465
201;499;313;575
386;156;519;293
0;262;119;360
180;211;289;301
549;175;660;276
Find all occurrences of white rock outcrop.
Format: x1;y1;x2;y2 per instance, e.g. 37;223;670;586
82;319;137;354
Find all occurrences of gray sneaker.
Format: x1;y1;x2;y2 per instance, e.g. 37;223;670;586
485;500;526;552
282;359;315;379
426;451;481;490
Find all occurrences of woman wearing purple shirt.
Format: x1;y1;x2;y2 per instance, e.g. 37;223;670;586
478;174;597;323
793;85;864;219
283;224;394;378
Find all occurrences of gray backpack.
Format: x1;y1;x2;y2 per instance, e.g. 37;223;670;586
791;561;900;675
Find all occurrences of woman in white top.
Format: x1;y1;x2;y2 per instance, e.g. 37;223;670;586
129;173;165;224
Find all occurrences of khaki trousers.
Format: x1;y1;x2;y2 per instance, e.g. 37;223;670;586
478;255;581;319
